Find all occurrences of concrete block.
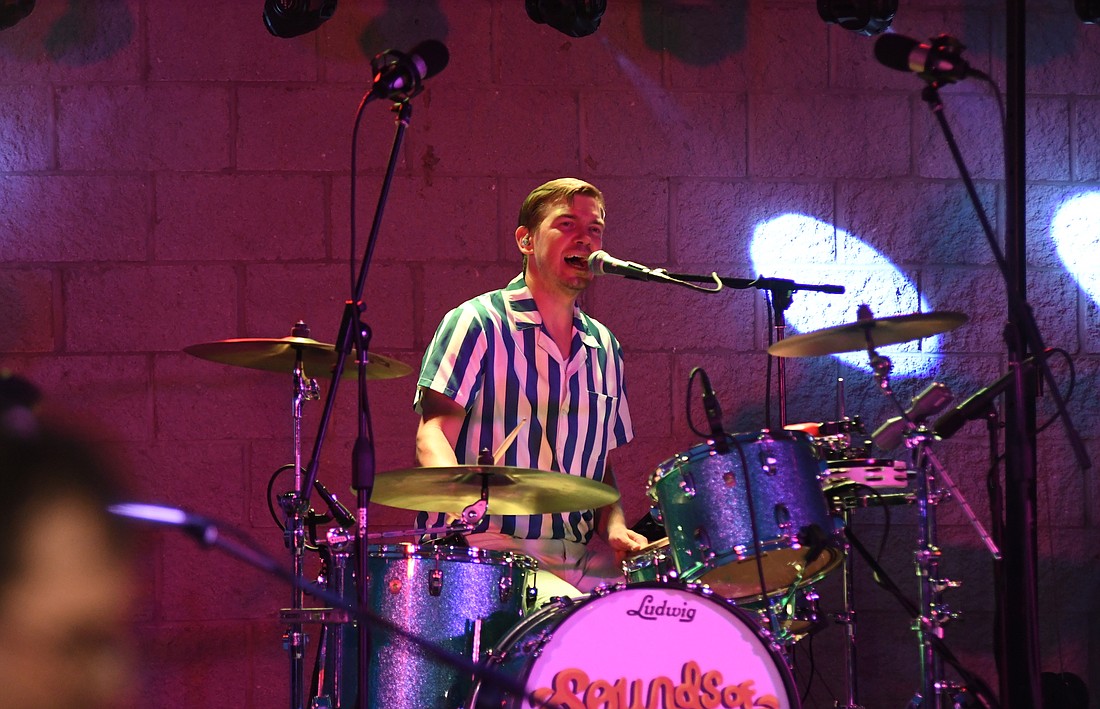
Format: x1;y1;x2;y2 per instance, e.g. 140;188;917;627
1020;11;1100;96
58;84;232;171
750;92;909;178
1074;97;1100;181
418;87;579;176
0;176;149;263
64;264;237;352
4;354;154;442
416;261;519;349
148;2;319;82
837;180;998;268
154;174;326;261
673;179;834;265
153;353;288;442
134;620;253;707
236;85;404;172
0;268;55;352
0;85;52;171
583;90;748;178
331;175;502;264
0;1;142;83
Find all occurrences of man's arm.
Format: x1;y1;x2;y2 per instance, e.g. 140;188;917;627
415;387;466;468
595;450;648;557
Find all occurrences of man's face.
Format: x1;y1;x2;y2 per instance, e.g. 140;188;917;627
522;194;605;297
0;498;135;709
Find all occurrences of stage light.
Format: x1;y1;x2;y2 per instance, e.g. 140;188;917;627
0;0;35;30
1076;0;1100;22
525;0;606;38
263;0;336;39
817;0;896;36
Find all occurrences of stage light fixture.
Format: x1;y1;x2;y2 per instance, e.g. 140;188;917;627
0;0;34;30
525;0;606;38
817;0;896;36
263;0;336;38
1076;0;1100;22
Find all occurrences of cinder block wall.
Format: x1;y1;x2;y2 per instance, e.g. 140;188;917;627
2;1;1097;707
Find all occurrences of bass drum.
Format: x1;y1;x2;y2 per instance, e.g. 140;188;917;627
468;582;799;709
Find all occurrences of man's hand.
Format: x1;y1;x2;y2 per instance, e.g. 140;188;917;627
605;521;648;562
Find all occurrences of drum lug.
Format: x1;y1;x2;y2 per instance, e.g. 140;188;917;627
679;469;696;497
774;504;792;536
498;575;513;602
428;568;443;596
525;584;538;610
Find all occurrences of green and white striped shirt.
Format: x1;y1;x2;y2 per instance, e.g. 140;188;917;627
415;274;633;542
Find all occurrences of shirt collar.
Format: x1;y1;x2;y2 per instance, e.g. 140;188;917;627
505;273;601;349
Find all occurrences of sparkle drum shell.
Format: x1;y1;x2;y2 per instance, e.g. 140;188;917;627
648;430;842;600
314;544;536;709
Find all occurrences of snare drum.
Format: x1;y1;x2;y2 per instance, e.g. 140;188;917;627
648;430;843;601
313;544;536;709
468;582;799;708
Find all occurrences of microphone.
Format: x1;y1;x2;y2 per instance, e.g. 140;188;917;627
108;502;219;544
369;40;449;102
871;382;954;450
263;0;337;39
699;370;729;454
587;250;673;282
932;349;1054;439
874;33;980;83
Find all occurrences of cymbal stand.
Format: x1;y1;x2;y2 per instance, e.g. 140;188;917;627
280;323;321;709
856;306;999;709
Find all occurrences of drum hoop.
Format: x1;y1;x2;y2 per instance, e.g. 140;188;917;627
364;543;537;569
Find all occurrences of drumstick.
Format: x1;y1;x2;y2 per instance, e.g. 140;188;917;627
492;418;528;464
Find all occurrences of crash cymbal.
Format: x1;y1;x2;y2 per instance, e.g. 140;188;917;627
184;337;412;380
768;311;968;358
371;465;621;515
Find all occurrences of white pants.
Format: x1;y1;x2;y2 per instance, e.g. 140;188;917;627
465;532;623;607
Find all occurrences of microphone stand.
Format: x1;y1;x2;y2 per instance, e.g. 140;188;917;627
665;272;845;428
294;95;412;709
918;78;1090;709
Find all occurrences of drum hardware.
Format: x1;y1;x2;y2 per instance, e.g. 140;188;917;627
825;305;998;709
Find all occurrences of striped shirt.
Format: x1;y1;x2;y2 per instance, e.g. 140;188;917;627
414;274;633;542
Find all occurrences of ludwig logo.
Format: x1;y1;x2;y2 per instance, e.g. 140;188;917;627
626;594;697;623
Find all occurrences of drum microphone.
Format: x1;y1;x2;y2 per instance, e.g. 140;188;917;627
587;250;674;283
695;367;729;454
932;348;1054;440
871;382;954;450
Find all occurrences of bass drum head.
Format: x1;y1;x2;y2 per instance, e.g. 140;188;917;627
470;582;799;708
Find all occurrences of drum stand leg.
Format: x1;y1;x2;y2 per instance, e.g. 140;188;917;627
834;507;863;709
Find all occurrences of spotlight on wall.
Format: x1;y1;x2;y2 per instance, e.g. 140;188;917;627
1076;0;1100;22
0;0;35;30
263;0;337;38
817;0;896;35
525;0;606;38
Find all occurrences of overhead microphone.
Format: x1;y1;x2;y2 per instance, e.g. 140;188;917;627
587;250;673;282
874;33;984;83
369;39;449;102
871;382;954;450
932;349;1055;440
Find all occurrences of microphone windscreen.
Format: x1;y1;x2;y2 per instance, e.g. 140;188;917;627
874;33;919;72
410;40;450;79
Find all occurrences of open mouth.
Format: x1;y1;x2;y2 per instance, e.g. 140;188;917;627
564;254;589;271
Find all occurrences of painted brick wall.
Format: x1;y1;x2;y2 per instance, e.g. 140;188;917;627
1;1;1097;707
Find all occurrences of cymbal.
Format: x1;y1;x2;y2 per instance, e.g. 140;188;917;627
184;337;412;380
371;465;621;515
768;311;968;358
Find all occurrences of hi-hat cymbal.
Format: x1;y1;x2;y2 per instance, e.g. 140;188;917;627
371;465;620;515
184;337;412;380
768;311;968;358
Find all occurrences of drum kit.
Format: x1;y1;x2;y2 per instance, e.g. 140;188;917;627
184;306;984;709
